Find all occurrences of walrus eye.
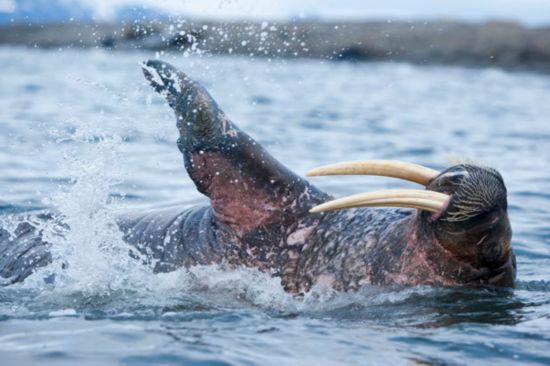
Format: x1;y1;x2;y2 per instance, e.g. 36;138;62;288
306;160;450;213
430;170;468;193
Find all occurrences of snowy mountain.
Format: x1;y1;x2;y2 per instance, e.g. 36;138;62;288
0;0;168;24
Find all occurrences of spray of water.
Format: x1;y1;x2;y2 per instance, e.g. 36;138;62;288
8;118;426;313
2;113;296;311
16;120;150;295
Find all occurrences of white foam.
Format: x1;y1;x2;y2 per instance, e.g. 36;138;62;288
48;308;77;317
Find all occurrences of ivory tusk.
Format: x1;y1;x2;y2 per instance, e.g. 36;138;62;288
309;189;450;213
306;160;439;186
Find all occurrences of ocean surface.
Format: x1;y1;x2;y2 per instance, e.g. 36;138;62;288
0;46;549;365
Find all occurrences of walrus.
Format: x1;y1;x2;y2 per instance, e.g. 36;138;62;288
0;60;516;292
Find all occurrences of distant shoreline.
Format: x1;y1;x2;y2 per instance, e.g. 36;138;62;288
1;20;549;73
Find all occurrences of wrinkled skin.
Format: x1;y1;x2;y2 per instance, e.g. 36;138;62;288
0;61;516;293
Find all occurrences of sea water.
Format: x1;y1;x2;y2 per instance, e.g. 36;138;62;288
0;47;549;365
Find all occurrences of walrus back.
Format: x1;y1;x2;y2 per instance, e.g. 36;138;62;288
0;214;52;285
117;205;232;273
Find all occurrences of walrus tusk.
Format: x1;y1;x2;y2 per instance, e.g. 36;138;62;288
306;160;439;186
309;189;450;213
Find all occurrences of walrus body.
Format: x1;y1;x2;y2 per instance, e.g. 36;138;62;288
0;61;516;292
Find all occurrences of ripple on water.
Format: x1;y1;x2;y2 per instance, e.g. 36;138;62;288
0;48;549;364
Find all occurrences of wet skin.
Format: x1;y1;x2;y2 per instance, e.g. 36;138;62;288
0;60;516;293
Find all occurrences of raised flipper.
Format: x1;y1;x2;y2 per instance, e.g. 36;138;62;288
142;60;328;238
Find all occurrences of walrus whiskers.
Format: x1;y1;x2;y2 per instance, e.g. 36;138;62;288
309;189;449;213
306;160;439;185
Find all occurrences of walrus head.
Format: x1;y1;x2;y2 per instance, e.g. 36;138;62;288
306;160;516;288
422;164;515;287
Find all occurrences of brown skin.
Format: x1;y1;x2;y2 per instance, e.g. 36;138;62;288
139;60;516;293
0;60;516;292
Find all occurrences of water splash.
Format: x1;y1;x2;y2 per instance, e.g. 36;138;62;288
18;119;154;296
8;117;297;309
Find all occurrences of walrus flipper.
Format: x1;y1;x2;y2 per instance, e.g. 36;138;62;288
142;60;328;237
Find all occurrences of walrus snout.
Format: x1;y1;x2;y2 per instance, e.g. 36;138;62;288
426;164;507;223
306;160;507;223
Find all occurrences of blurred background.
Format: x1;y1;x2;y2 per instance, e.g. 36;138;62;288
1;0;550;23
1;0;550;71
